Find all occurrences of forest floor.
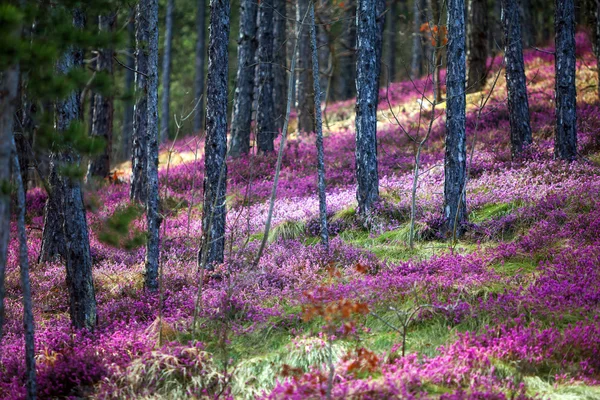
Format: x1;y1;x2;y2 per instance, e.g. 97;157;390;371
2;33;600;399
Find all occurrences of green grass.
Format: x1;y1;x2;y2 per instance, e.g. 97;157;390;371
492;257;538;276
470;200;523;223
268;219;306;242
524;377;600;399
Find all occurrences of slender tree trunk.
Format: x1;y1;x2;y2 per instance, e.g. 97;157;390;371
335;0;357;100
429;0;443;102
443;0;467;237
145;0;160;291
355;0;379;219
387;0;398;82
273;0;287;132
194;0;207;132
39;163;65;263
257;0;276;152
11;137;36;399
520;0;535;47
122;11;135;162
375;0;386;88
310;3;329;251
0;63;20;341
131;2;150;203
501;0;532;157
466;0;488;92
554;0;577;161
230;0;258;157
316;0;330;100
491;0;503;53
297;0;315;133
411;0;422;79
88;12;116;179
201;0;230;268
160;0;174;142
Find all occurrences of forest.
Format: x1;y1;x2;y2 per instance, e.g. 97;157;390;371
0;0;599;398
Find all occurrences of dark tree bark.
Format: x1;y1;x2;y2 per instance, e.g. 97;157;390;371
145;0;160;291
411;0;424;78
257;0;276;153
554;0;577;161
443;0;467;237
501;0;532;157
230;0;258;157
11;137;36;399
335;0;357;100
39;164;65;263
386;0;398;82
273;0;287;132
310;3;329;251
375;0;386;88
88;12;116;179
316;0;330;101
520;0;535;47
491;0;503;53
160;0;174;143
429;0;443;102
296;0;315;133
201;0;230;268
0;60;19;341
466;0;488;92
355;0;379;218
194;0;207;132
131;2;150;203
122;11;135;162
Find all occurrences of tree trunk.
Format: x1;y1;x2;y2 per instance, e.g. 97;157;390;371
520;0;535;47
411;0;424;78
0;63;20;341
375;0;386;88
429;0;443;102
466;0;488;93
273;0;287;132
12;137;37;399
39;163;66;263
88;12;116;179
310;3;329;251
443;0;467;237
122;11;135;162
316;0;330;101
491;0;503;53
144;0;160;291
201;0;230;269
230;0;258;157
296;0;315;133
355;0;379;219
194;0;207;132
387;0;398;82
554;0;577;161
501;0;532;157
160;0;174;142
131;2;150;203
335;0;357;100
257;0;276;153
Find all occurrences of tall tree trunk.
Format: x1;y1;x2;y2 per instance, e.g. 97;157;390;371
39;162;66;263
310;2;329;251
466;0;488;92
387;0;398;82
355;0;379;219
554;0;577;161
11;137;37;399
131;2;150;203
428;0;444;102
145;0;160;291
194;0;207;132
443;0;467;237
122;11;135;162
296;0;315;133
230;0;258;157
88;12;116;179
501;0;532;157
375;0;386;88
520;0;535;47
160;0;174;142
316;0;330;100
201;0;230;269
273;0;287;132
257;0;276;153
411;0;424;78
491;0;503;53
0;60;20;341
335;0;357;100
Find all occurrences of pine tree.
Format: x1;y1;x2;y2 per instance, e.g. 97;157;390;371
466;0;488;92
256;0;276;153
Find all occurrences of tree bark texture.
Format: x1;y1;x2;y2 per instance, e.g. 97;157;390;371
230;0;258;157
443;0;467;236
375;0;385;88
160;0;174;142
501;0;532;157
88;12;116;179
554;0;577;161
202;0;230;268
429;0;443;102
145;0;161;291
122;11;135;162
273;0;287;132
257;0;276;153
310;4;329;251
466;0;488;93
355;0;380;218
194;0;207;132
335;0;357;101
296;0;315;133
386;0;398;82
131;2;150;203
